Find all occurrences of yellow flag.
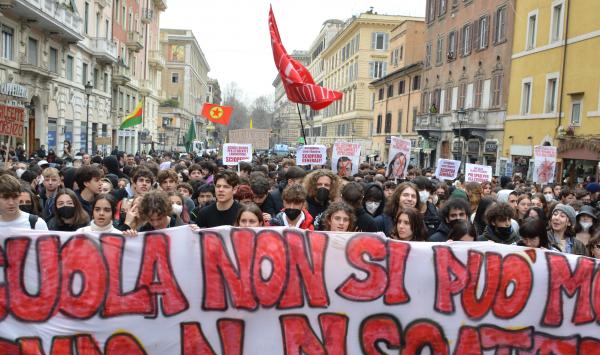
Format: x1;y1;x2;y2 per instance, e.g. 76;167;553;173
250;118;253;129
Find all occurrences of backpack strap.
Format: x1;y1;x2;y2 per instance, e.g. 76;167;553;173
29;213;38;229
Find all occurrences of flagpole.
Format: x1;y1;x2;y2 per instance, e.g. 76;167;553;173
296;104;307;145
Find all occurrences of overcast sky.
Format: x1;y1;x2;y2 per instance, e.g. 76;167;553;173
161;0;426;104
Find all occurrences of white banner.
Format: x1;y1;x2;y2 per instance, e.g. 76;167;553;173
534;145;557;184
222;143;252;165
1;226;599;353
387;137;411;179
332;142;361;177
434;159;461;181
296;145;327;166
465;163;493;183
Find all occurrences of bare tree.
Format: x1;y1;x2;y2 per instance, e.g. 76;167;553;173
250;95;274;129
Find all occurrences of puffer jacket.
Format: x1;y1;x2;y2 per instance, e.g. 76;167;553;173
270;208;314;230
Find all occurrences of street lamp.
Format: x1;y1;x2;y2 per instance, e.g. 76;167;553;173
456;108;467;171
84;81;93;154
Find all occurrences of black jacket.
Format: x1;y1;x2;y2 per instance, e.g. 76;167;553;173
307;197;328;222
428;222;451;242
423;201;441;237
268;181;285;214
477;225;520;244
362;183;385;218
355;207;378;232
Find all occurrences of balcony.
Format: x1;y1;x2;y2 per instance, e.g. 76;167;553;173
140;80;153;96
153;0;166;11
451;109;488;140
112;64;130;86
1;0;83;42
148;50;165;70
126;31;143;52
20;62;55;80
415;114;442;140
90;37;117;64
94;0;108;9
141;8;153;24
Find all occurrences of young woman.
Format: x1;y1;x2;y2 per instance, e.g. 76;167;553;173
47;188;90;231
447;220;475;242
530;193;548;217
377;182;421;236
322;202;356;232
547;204;586;255
518;217;551;249
574;205;596;247
465;182;483;217
586;234;600;259
524;206;548;226
471;197;496;236
100;178;113;194
18;186;42;217
481;181;493;197
391;207;427;241
77;194;121;233
234;203;265;227
167;191;191;224
516;194;532;224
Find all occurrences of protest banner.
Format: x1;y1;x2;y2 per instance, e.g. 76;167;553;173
465;163;493;183
534;145;557;184
222;143;252;165
387;137;411;179
0;104;25;138
434;159;461;181
331;142;361;177
1;226;598;354
228;129;270;150
296;145;327;166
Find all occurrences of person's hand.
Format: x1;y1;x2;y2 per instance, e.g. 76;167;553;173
189;224;201;233
262;213;271;223
124;203;139;226
123;229;138;237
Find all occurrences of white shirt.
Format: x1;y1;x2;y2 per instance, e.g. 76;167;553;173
0;212;48;230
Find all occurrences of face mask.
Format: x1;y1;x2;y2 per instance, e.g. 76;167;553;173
19;204;33;214
419;190;430;204
495;226;512;238
15;168;25;178
365;201;381;215
316;187;329;203
57;206;76;219
544;193;554;202
432;194;439;205
172;204;183;216
580;221;593;232
284;208;302;221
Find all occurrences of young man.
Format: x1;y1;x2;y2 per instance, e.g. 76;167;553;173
158;169;178;193
195;170;240;227
41;167;62;219
188;164;204;182
341;182;377;232
477;202;520;244
428;198;471;242
75;165;104;218
304;169;339;220
196;183;216;208
238;162;252;179
269;184;314;230
0;174;48;229
269;166;307;213
251;175;276;217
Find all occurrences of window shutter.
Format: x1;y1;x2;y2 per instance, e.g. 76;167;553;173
473;19;480;50
484;15;490;47
383;33;389;50
369;62;374;78
382;62;387;77
371;32;376;49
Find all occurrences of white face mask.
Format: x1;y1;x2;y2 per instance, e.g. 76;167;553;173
580;221;593;232
419;190;430;204
365;201;381;214
172;204;183;215
15;168;25;178
544;193;554;202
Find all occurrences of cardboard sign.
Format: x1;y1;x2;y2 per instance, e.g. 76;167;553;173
331;142;361;177
296;145;327;165
434;159;461;181
222;143;252;165
387;137;411;179
465;163;493;183
228;128;270;150
0;104;25;138
534;145;557;184
0;226;598;353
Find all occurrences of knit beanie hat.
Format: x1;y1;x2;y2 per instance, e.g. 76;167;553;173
554;203;576;227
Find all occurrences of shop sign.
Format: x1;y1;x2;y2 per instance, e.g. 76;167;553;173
0;83;28;99
484;141;498;154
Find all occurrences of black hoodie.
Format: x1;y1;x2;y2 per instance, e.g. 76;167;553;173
362;183;385;218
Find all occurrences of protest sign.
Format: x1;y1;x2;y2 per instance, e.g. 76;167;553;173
331;142;361;177
228;129;270;150
1;226;598;354
0;104;25;138
534;145;557;184
434;159;461;181
387;137;411;179
465;163;493;183
222;143;252;165
296;145;327;166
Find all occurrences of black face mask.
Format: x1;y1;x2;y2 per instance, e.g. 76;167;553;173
57;206;76;219
19;204;33;214
316;187;329;204
284;208;302;221
495;225;512;238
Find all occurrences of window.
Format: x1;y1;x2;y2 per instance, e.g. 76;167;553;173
436;36;444;65
376;114;382;134
399;46;403;60
474;78;484;108
412;107;418;132
428;0;437;22
492;73;503;108
439;0;447;16
458;82;467;108
398;80;406;95
474;15;489;50
521;79;533;115
46;47;57;73
378;88;384;101
397;110;403;133
445;86;453;113
391;48;399;66
93;68;99;89
387;85;394;98
550;2;564;43
545;75;559;113
527;12;538;50
447;31;457;60
432;89;442;112
385;113;392;133
27;37;38;65
425;42;432;68
369;61;387;79
1;25;13;60
494;6;507;44
84;2;89;35
372;32;389;50
461;23;472;56
66;55;74;81
103;73;108;92
82;62;88;86
571;97;582;125
171;72;179;83
412;75;421;90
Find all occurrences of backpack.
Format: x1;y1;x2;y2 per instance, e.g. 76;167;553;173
29;214;38;229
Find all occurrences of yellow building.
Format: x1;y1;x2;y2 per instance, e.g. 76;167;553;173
319;11;422;154
370;19;425;165
504;0;600;182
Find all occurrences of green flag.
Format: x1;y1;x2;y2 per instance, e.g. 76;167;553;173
184;121;196;153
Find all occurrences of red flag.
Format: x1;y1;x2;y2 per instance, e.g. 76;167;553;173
201;103;233;126
269;7;342;111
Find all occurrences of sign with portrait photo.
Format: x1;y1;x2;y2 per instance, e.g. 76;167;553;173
331;142;361;177
387;137;412;179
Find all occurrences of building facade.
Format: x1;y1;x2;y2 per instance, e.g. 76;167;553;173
159;28;210;152
417;0;515;173
370;19;425;166
503;0;600;182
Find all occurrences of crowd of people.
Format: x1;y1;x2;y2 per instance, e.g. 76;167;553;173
1;141;600;259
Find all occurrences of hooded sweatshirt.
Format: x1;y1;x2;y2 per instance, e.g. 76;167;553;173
477;224;520;244
362;183;385;218
496;189;515;203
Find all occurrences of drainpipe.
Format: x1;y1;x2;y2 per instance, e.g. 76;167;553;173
556;0;571;131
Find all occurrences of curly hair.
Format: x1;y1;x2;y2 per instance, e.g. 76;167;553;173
303;169;340;202
383;182;422;218
485;202;515;225
322;201;356;232
139;190;172;220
